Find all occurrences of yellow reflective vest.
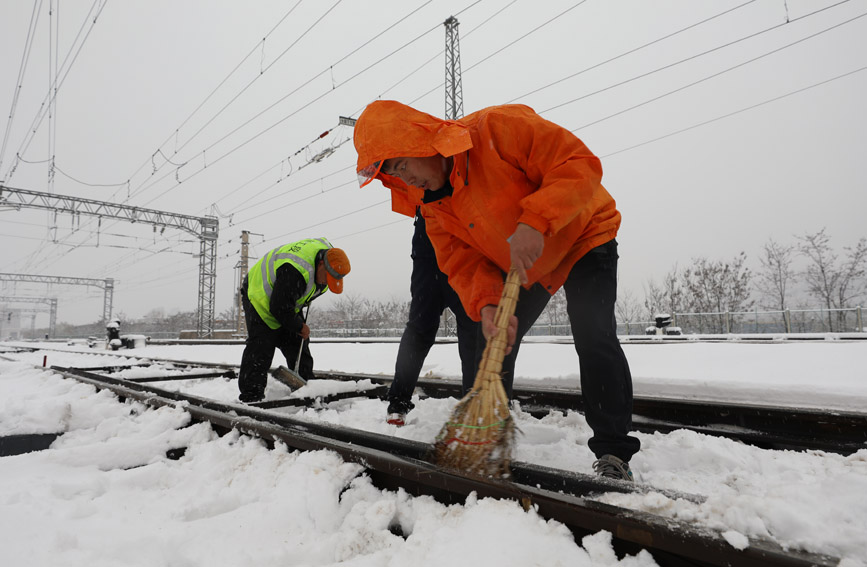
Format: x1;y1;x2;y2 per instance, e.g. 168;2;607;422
246;238;332;329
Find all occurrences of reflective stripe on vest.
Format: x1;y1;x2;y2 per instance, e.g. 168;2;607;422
247;237;332;329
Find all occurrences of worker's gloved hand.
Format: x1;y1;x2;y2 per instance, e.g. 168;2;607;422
298;323;310;340
508;223;544;284
480;305;517;355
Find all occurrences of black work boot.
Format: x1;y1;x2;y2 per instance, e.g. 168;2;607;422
385;398;415;426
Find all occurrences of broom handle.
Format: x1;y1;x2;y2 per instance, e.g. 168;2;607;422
476;268;522;381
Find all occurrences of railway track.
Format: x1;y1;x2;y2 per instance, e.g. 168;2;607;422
317;371;867;456
0;348;857;566
6;343;865;456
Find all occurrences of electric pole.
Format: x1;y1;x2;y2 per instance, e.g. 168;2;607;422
442;16;464;336
0;274;111;325
444;16;464;120
0;184;218;337
236;230;250;335
0;296;57;338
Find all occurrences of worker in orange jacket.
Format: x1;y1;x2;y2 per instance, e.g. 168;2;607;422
354;100;640;481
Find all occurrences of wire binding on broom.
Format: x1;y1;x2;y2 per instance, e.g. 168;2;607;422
433;268;521;478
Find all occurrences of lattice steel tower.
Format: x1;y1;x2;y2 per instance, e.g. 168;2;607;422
444;16;464;120
236;230;250;335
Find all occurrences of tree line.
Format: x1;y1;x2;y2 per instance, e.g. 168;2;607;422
616;228;866;333
32;228;865;339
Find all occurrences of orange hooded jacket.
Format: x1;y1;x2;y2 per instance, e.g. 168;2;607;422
354;100;621;321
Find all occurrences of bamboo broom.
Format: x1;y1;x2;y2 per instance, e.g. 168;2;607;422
433;268;521;477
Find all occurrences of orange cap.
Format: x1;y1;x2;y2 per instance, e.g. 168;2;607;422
324;247;350;294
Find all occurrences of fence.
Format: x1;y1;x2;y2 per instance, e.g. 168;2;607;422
310;307;865;338
652;307;864;335
47;307;859;341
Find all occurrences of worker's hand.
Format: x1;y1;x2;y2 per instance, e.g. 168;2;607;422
480;305;517;355
509;223;544;284
298;323;310;340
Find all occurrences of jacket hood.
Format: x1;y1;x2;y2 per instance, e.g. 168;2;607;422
354;100;473;188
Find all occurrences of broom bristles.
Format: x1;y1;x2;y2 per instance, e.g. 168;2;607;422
433;373;516;477
433;269;521;478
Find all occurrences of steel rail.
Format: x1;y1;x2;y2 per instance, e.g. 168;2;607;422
46;364;838;567
7;343;864;455
316;371;867;455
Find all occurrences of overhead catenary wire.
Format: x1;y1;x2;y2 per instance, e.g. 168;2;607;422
12;1;317;273
5;0;860;320
129;0;344;200
600;64;867;160
350;0;519;119
28;0;485;271
225;2;864;241
210;124;348;208
117;2;865;253
505;0;759;104
539;0;858;115
2;0;108;183
233;5;867;270
409;0;588;107
125;0;440;207
136;0;488;228
131;10;455;209
117;0;305;198
567;9;867;132
47;0;59;193
0;0;43;176
84;39;866;308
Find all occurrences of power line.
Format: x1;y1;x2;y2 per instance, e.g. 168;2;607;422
0;0;43;176
265;198;390;246
3;0;109;182
541;0;857;114
600;64;867;159
132;0;344;199
506;0;758;104
409;0;586;107
210;124;352;210
118;0;305;195
53;163;130;188
358;0;516;118
566;8;867;131
126;1;439;206
12;3;865;309
133;11;453;208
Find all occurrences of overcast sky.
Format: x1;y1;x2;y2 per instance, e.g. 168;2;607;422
1;0;865;327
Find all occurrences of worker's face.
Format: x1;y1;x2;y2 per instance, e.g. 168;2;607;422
315;261;327;286
381;155;451;191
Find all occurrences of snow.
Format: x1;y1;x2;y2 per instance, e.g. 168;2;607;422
1;338;866;566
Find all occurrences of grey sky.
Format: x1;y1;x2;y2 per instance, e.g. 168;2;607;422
1;0;865;326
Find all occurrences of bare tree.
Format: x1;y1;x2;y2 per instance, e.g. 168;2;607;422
755;238;796;310
642;266;683;320
800;229;867;331
755;238;796;329
681;253;753;333
799;229;837;328
836;238;867;314
798;229;867;330
642;279;667;320
615;288;643;334
540;288;568;329
329;293;365;327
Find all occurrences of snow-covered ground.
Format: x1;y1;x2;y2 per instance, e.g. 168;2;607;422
1;338;866;566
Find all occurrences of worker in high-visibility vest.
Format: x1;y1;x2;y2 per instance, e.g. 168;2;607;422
238;238;350;403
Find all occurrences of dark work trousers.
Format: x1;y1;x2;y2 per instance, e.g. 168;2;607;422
481;239;640;463
387;214;480;410
238;281;313;400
